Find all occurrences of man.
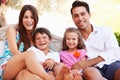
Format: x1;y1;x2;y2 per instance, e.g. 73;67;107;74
70;0;120;80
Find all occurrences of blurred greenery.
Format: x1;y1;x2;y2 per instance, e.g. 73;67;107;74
114;32;120;46
1;0;120;35
5;0;119;33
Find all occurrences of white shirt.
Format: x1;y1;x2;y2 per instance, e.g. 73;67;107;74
84;25;120;68
27;46;60;63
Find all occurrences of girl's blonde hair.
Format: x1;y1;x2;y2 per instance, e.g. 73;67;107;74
62;27;86;50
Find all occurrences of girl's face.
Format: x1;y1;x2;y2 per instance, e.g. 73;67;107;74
66;32;78;51
23;10;35;31
34;33;51;51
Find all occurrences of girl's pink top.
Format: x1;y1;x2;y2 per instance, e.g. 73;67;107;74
60;49;87;69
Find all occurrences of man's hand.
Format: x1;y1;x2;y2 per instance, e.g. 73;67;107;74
72;60;91;70
72;56;104;70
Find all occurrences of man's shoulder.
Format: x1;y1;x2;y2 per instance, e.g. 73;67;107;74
93;25;112;33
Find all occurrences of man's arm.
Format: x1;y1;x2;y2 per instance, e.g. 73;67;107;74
72;56;105;69
87;56;105;66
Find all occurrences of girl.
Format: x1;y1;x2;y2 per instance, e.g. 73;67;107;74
56;27;87;80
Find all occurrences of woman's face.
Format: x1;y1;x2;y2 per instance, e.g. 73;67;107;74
23;10;35;31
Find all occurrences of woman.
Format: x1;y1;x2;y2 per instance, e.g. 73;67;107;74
2;5;52;80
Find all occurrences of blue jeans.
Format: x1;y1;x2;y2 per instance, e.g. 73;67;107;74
96;61;120;80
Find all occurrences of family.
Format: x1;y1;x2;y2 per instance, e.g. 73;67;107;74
0;0;120;80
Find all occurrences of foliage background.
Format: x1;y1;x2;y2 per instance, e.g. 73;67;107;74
114;32;120;46
1;0;120;37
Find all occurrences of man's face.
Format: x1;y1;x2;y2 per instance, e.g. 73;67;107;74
72;6;91;30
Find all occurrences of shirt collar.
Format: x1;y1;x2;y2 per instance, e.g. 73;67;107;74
48;49;54;52
91;24;98;34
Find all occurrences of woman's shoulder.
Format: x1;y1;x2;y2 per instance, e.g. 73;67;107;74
7;24;18;30
6;24;19;35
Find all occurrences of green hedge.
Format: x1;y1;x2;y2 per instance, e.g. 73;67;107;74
114;32;120;46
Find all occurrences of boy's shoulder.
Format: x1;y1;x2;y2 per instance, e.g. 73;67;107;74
49;49;59;54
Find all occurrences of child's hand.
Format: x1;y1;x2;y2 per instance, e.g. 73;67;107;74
43;59;55;71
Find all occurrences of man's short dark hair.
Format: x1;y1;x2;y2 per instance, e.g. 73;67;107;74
70;0;90;14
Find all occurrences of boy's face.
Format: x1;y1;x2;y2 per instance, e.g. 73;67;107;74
34;33;51;51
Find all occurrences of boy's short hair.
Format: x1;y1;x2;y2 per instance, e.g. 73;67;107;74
32;27;52;42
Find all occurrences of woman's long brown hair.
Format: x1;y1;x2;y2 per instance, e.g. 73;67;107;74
17;5;38;51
